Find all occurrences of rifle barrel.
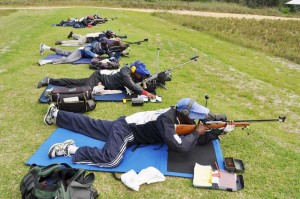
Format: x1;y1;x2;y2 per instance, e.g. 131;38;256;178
232;116;286;123
169;55;199;70
141;55;199;85
123;38;148;45
176;116;286;135
232;119;277;122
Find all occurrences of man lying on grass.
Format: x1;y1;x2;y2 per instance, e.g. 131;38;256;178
38;36;127;66
55;29;126;47
44;98;234;167
37;60;156;99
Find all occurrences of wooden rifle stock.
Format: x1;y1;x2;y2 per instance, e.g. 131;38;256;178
175;122;250;135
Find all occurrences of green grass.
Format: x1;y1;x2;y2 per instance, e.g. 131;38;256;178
0;7;299;199
152;12;300;65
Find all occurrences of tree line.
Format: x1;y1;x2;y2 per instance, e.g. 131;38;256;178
181;0;293;8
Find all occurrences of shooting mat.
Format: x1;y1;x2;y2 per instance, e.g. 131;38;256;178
26;128;224;178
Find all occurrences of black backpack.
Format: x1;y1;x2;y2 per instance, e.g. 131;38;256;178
20;163;99;199
46;86;96;113
89;57;120;70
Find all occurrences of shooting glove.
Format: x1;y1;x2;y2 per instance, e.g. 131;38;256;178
223;124;235;133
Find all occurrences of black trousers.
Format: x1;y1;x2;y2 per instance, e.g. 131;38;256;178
49;71;103;88
56;110;135;167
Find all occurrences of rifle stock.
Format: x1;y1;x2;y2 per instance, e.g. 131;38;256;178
175;122;250;135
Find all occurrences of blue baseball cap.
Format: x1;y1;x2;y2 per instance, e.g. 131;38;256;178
131;60;150;77
176;98;210;120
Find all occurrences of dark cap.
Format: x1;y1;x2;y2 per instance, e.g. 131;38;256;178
130;60;150;76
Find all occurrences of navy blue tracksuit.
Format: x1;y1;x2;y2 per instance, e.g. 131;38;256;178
56;108;200;167
49;66;144;95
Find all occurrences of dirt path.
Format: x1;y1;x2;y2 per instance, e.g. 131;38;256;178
1;6;300;21
112;7;300;21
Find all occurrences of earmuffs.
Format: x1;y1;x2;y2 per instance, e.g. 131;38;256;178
180;98;195;117
131;66;136;73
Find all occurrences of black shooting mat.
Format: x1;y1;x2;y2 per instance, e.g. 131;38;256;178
167;142;217;174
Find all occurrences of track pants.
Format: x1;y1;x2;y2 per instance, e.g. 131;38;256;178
61;34;87;46
52;48;82;64
56;110;135;167
49;71;103;88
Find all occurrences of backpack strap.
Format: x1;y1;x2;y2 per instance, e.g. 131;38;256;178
60;168;87;186
37;164;62;177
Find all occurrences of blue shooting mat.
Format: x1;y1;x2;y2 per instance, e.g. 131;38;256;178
26;128;225;178
93;92;126;102
38;84;126;103
42;54;91;64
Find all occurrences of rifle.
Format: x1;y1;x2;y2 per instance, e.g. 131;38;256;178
97;17;118;22
122;38;148;45
108;38;148;53
175;116;286;135
94;17;118;25
114;34;127;39
141;55;199;90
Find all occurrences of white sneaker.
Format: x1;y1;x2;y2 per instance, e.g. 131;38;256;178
44;103;57;125
48;139;75;158
38;60;46;66
40;43;44;55
38;60;52;66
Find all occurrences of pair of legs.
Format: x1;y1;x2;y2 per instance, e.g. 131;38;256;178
39;44;83;65
46;106;135;167
57;33;88;46
37;70;103;89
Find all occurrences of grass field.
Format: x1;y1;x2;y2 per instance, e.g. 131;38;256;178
153;12;300;65
0;6;299;198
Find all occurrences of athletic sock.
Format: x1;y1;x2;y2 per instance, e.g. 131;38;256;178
52;109;58;118
42;44;51;50
68;145;79;155
44;60;53;64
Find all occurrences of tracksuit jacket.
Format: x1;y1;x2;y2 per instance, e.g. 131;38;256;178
49;66;144;94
